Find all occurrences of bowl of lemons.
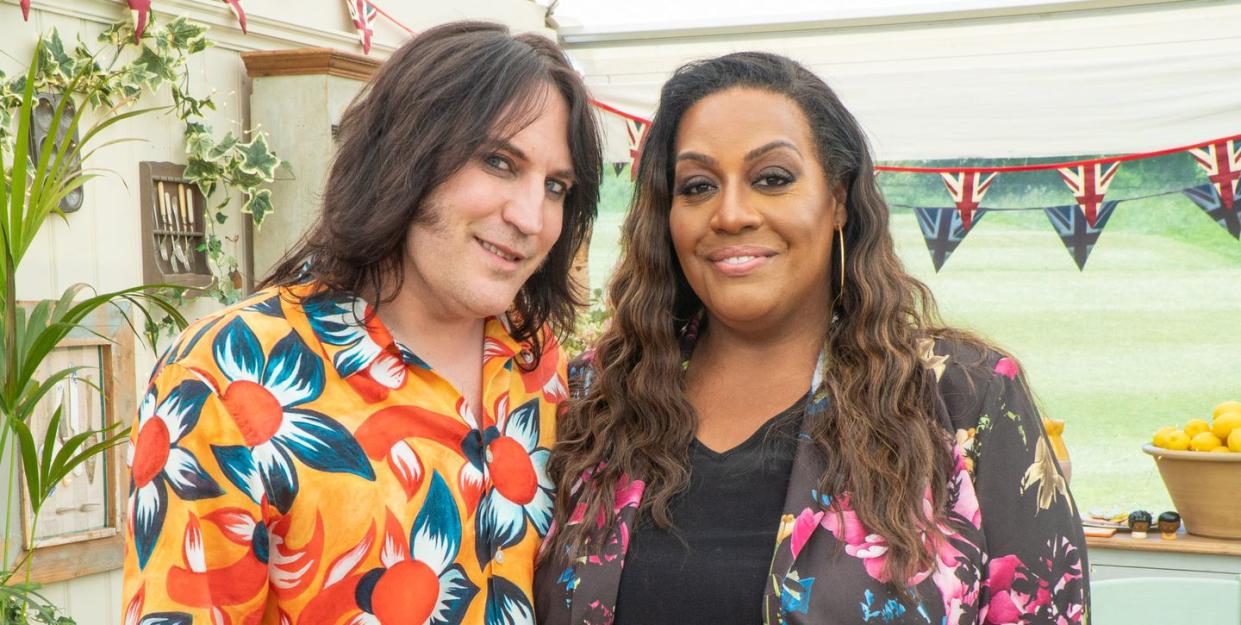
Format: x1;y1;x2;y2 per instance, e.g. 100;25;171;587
1143;400;1241;539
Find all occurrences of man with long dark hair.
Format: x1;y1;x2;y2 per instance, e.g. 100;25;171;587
122;21;600;625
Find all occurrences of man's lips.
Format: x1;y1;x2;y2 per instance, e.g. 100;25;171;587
476;237;526;263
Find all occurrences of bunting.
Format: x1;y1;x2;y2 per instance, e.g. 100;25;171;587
914;206;987;272
127;0;151;41
1184;184;1241;240
625;118;646;180
1057;162;1119;228
940;171;996;230
345;0;378;54
1043;201;1119;270
1188;139;1241;212
21;0;250;39
223;0;248;34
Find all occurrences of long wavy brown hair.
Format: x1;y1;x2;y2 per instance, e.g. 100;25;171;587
548;52;989;586
262;22;601;361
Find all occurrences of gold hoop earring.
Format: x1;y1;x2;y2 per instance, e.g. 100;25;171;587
837;227;846;297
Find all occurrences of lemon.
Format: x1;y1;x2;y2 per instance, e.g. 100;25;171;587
1210;447;1232;453
1190;431;1223;451
1212;412;1241;440
1213;400;1241;420
1165;430;1191;451
1229;428;1241;453
1184;419;1211;438
1152;426;1177;448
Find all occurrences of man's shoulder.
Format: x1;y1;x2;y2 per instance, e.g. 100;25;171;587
160;286;298;370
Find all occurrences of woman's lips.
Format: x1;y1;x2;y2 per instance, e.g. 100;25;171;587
706;246;776;276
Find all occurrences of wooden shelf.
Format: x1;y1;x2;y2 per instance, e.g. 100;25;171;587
1087;530;1241;558
241;47;381;81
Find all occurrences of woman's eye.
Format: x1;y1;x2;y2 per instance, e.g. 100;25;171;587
677;178;715;197
546;179;568;199
755;170;794;188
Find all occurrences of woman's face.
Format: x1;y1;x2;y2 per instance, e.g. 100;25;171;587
669;87;845;333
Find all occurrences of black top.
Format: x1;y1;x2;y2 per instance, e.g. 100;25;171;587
612;401;803;625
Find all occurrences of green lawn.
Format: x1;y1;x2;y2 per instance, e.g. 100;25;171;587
587;173;1241;515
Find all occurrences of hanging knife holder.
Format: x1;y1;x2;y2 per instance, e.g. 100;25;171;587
139;162;212;288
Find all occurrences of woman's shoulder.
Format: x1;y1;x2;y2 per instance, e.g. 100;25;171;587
926;334;1022;430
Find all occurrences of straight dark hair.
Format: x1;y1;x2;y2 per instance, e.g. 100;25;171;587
263;21;601;362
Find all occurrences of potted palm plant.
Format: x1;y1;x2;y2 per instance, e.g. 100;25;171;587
0;39;187;622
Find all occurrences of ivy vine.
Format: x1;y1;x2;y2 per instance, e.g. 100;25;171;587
0;13;286;339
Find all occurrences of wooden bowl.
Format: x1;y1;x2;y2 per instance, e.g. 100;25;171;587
1142;444;1241;539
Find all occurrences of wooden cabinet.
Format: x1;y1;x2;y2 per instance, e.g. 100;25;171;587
1088;532;1241;581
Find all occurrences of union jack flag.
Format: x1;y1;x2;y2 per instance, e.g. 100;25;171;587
913;206;987;272
1183;184;1241;240
1043;202;1119;270
626;118;646;180
1058;162;1119;228
1188;140;1241;212
940;172;996;230
345;0;378;54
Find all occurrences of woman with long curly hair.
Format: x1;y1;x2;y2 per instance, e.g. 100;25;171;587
535;52;1089;625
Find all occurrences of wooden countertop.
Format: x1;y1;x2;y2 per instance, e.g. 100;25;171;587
1087;529;1241;557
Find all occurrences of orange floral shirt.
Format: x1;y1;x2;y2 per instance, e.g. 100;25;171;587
121;282;566;625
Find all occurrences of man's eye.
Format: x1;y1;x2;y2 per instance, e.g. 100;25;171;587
485;154;513;172
546;179;568;199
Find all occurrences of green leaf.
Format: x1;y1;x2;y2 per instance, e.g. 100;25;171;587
207;133;240;161
49;423;128;489
119;62;158;92
242;188;273;225
165;17;210;51
97;20;133;48
14;367;86;425
184;158;223;185
185;133;216;161
8;41;42;271
40;404;62;486
40;30;76;80
11;419;42;515
236;134;280;180
133;45;177;88
230;170;265;190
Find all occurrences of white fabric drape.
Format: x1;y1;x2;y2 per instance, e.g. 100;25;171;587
565;1;1241;162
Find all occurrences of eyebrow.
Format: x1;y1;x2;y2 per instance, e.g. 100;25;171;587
675;140;801;167
486;138;577;185
745;140;800;162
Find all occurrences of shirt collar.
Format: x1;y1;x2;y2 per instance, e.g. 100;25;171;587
289;281;523;381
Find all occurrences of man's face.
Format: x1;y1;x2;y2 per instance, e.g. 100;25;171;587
401;84;575;323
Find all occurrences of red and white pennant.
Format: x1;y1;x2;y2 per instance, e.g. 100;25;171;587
1057;162;1119;228
625;118;647;180
1188;139;1241;211
940;171;996;230
345;0;378;54
118;1;246;41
